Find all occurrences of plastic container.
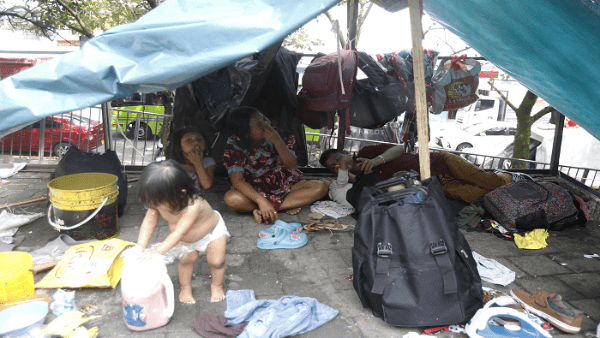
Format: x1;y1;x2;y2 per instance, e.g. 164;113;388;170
0;252;34;304
121;250;174;331
0;301;48;337
47;172;119;240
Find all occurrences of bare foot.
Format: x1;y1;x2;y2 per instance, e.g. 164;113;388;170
284;207;301;215
210;284;225;303
179;285;196;304
252;209;264;224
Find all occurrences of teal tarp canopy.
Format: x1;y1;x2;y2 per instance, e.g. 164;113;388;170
1;0;600;140
424;0;600;140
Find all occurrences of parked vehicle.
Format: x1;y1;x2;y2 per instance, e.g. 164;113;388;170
460;126;546;168
0;115;104;157
111;93;165;140
434;121;519;152
455;95;508;124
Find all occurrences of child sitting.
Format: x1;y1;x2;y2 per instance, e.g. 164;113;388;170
136;160;230;303
169;126;216;193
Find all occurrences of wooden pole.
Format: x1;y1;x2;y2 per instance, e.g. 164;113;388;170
408;0;430;180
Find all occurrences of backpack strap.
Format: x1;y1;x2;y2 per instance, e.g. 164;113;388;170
371;242;392;295
430;239;458;294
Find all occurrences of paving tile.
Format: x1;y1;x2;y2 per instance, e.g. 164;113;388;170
507;254;571;276
555;272;600;298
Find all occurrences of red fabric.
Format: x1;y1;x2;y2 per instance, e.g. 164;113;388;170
356;144;450;180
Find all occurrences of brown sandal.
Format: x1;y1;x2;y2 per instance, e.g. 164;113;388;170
302;219;348;232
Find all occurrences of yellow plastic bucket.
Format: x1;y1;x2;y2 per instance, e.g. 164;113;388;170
47;173;119;240
0;252;34;304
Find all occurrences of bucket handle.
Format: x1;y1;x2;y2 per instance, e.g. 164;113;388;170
47;197;109;231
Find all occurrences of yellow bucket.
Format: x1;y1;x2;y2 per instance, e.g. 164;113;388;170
48;173;118;211
0;252;34;304
47;173;119;240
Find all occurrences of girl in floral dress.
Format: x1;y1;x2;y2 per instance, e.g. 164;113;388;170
223;106;329;224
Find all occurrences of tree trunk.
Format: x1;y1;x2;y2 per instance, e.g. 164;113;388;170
513;90;537;168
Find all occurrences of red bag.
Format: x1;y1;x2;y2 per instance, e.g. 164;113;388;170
298;48;358;134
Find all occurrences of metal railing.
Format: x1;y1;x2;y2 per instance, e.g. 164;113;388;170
0;107;104;163
109;106;171;166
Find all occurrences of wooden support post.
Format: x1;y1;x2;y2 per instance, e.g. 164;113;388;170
408;0;430;180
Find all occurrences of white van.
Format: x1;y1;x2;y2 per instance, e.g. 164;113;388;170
455;96;507;124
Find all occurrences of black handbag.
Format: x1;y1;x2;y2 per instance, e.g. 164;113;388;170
349;52;412;129
352;176;483;327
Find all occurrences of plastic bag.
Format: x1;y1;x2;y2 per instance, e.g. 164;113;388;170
35;238;135;289
149;242;194;264
50;289;76;317
431;55;481;114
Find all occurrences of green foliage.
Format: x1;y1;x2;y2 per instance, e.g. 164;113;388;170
283;27;324;51
1;0;159;38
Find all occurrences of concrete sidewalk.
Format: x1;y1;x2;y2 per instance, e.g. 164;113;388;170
2;170;600;337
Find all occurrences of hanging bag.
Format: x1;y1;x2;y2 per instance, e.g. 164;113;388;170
352;176;483;327
349;52;412;129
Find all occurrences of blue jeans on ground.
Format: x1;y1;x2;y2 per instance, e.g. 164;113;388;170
224;289;339;338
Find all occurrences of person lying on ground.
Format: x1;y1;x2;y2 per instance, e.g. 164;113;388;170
320;143;513;208
136;160;229;304
168;126;216;193
223;106;329;224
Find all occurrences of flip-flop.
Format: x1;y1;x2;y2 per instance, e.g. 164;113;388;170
257;228;307;250
259;220;302;238
302;220;348;232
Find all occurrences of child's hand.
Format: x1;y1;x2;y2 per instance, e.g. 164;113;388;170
257;199;278;224
185;148;203;166
262;124;282;145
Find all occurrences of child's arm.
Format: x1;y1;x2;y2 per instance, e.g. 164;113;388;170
186;151;215;189
137;208;160;250
152;201;212;255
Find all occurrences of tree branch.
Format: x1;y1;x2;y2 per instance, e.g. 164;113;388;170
532;106;556;122
488;80;519;112
54;0;94;37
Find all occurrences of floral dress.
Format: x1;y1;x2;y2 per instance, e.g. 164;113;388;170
223;128;303;210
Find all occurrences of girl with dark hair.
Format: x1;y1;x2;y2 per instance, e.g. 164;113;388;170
136;160;230;303
168;126;216;193
223;106;329;224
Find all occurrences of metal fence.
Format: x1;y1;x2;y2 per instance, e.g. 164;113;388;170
109;106;171;166
2;109;598;189
0;107;105;163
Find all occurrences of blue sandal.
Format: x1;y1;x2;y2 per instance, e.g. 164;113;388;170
259;220;302;238
257;228;307;250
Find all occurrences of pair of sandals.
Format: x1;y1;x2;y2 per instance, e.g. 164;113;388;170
302;220;348;232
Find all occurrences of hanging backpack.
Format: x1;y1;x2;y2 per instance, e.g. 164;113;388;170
349;52;412;129
297;47;358;134
353;175;483;327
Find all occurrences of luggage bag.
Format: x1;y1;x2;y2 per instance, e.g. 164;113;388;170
483;180;579;232
352;176;483;327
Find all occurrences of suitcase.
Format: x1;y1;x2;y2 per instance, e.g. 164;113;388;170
352;176;483;327
483;181;579;232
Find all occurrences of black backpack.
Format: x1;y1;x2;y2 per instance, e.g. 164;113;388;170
352;176;483;327
349;52;412;129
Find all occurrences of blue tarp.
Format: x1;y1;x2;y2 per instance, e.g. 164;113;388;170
1;0;600;140
0;0;339;136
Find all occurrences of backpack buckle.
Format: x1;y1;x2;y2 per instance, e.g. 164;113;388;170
377;242;392;257
430;240;447;255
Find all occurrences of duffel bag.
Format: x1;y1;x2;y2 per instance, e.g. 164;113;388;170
352;176;483;327
483;180;579;232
